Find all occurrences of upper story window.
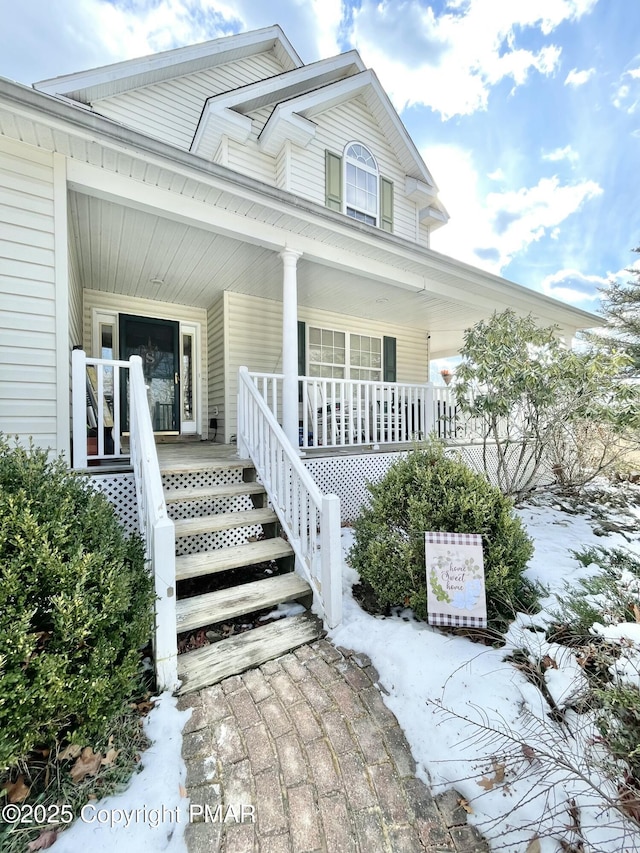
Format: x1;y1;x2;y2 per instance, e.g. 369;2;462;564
325;144;394;233
345;143;378;226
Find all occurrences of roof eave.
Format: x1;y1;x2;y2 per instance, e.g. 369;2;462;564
32;25;302;101
0;77;602;331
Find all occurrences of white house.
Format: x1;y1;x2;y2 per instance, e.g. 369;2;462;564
0;26;601;691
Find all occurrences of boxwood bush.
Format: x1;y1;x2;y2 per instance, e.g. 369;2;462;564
0;436;155;771
349;443;537;630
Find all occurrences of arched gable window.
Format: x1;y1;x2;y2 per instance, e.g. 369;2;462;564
345;142;378;226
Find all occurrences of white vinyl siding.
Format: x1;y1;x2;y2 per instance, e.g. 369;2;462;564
419;219;431;248
290;97;420;243
0;138;58;449
223;291;429;440
226;141;276;186
225;104;277;184
224;291;283;442
93;53;287;151
275;142;290;191
207;294;225;442
82;289;208;437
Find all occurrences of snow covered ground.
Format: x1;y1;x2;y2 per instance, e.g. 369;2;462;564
331;486;640;852
50;694;191;852
52;482;640;852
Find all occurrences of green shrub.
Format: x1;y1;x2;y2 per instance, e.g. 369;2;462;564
349;443;536;629
552;546;640;638
594;684;640;779
0;436;155;771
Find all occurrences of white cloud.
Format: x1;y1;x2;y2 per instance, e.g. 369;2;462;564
612;65;640;114
542;145;579;163
564;67;595;86
541;268;605;304
2;0;341;84
425;144;602;274
348;0;597;117
2;0;240;83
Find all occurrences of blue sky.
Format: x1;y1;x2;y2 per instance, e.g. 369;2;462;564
2;0;639;313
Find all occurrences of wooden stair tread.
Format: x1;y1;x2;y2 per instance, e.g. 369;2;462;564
165;482;266;503
176;572;311;634
160;458;252;474
178;614;322;693
175;538;293;582
173;508;277;537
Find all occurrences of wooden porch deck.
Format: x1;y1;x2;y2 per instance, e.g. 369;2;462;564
85;437;423;475
154;439;418;471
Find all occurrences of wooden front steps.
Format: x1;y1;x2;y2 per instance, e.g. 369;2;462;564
176;614;322;694
175;539;294;583
176;573;312;634
160;454;322;694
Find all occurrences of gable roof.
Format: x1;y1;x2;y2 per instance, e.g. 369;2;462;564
33;25;302;103
190;51;365;159
258;69;449;225
190;58;449;226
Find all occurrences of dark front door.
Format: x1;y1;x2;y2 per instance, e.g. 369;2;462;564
119;314;180;433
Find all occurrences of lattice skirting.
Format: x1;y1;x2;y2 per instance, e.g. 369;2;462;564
89;443;556;535
304;444;555;523
447;443;555;492
89;467;263;553
89;472;138;535
163;467;263;555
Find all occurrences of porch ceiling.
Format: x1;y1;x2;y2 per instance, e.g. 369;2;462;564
69;192;486;355
68;191;595;358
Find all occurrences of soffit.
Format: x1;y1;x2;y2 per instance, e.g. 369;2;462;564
68;192;544;357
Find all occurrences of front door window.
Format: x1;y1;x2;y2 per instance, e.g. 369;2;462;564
119;314;180;432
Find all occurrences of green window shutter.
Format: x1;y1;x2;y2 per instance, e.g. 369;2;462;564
298;321;306;376
298;321;306;403
325;150;342;211
380;177;394;232
383;336;396;382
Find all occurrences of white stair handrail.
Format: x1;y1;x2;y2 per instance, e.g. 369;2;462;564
71;349;177;691
128;355;178;691
237;366;342;628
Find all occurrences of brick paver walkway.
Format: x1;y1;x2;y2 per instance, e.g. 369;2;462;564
178;640;489;853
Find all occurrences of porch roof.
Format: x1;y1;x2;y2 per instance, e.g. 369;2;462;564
67;185;602;356
0;75;603;357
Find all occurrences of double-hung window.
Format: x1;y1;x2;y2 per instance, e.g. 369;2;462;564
345;143;378;226
308;326;382;381
325;142;394;232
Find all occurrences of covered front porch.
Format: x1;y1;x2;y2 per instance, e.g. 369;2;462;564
72;346;471;470
64;163;589;460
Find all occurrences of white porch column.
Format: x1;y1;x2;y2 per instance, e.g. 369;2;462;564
558;325;576;349
280;248;302;449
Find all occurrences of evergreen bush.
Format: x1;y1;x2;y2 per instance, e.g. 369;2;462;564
0;436;154;771
349;443;536;629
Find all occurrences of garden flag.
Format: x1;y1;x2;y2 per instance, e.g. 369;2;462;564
425;532;487;629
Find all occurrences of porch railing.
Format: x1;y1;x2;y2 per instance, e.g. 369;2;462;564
71;349;178;691
431;385;491;441
238;367;342;628
249;373;436;449
248;373;506;448
71;350;130;467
